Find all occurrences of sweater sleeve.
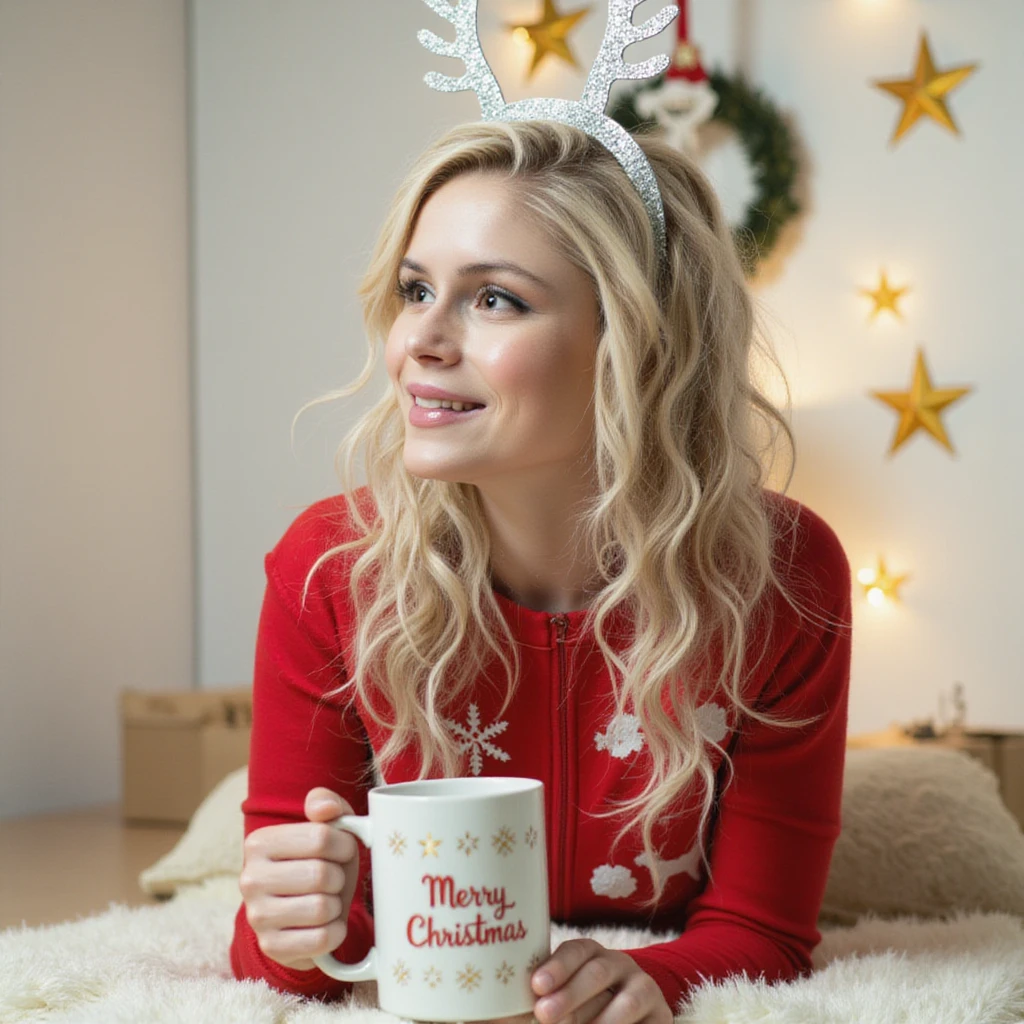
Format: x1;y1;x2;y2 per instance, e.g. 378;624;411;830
625;512;853;1012
229;522;376;1001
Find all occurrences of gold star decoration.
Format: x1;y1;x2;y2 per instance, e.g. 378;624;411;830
857;556;911;605
873;32;978;145
861;270;909;321
509;0;592;79
870;347;972;455
419;832;442;858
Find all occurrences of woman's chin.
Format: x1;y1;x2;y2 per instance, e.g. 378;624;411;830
403;459;476;486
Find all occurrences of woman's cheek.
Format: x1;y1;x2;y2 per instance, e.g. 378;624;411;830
384;331;403;383
484;335;560;394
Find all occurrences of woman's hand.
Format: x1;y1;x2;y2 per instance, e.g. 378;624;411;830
524;938;673;1024
238;787;360;971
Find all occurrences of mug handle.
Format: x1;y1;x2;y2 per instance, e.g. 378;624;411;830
312;814;377;982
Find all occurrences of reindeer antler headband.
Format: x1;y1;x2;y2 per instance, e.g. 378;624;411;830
417;0;679;262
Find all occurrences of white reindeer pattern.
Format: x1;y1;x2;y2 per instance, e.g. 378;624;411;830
634;844;702;884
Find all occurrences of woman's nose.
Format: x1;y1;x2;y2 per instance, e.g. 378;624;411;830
404;303;461;365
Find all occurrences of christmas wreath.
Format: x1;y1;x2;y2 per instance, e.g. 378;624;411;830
609;69;802;277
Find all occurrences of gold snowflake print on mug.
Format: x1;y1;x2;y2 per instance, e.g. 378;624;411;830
387;831;407;856
423;966;443;989
495;961;516;985
492;826;516;856
456;831;480;856
456;963;483;992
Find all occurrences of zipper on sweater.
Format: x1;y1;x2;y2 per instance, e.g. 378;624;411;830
551;612;570;920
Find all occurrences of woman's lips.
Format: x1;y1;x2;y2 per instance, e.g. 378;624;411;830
408;401;486;428
406;383;484;405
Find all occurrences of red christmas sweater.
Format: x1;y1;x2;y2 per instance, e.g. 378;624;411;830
230;487;852;1011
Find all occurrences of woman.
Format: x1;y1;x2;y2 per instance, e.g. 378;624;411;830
231;120;852;1022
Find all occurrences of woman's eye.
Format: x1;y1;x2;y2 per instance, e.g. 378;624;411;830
478;287;527;312
397;280;431;303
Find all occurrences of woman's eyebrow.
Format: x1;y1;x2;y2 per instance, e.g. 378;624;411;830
400;257;551;292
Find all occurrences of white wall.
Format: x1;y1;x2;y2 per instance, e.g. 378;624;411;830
3;0;1021;817
0;1;193;818
725;0;1024;732
194;0;1024;735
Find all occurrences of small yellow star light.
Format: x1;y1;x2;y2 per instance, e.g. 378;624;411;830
870;347;972;455
873;32;978;145
861;270;909;321
509;0;592;79
857;556;910;606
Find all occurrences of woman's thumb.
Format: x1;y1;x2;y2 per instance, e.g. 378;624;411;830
304;787;347;822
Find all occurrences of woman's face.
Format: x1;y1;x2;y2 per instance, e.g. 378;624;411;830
385;171;601;490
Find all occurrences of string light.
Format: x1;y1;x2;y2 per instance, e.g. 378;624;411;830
857;556;910;605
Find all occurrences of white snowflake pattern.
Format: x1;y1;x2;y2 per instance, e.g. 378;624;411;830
594;713;645;759
590;864;638;899
635;844;702;884
695;702;729;744
444;703;511;776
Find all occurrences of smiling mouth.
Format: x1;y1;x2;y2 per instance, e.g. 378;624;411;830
413;396;485;412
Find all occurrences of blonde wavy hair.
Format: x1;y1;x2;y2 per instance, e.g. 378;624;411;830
297;120;835;902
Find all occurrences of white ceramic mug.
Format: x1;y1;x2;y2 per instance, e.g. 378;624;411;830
314;777;550;1022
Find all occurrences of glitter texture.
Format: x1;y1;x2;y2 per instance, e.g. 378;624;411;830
417;0;679;261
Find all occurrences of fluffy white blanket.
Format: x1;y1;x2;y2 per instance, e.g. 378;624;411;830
2;877;1023;1024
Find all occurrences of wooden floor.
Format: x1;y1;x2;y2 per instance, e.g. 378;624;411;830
0;803;188;930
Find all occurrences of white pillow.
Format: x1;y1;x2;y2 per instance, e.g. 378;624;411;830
139;766;247;896
820;746;1024;922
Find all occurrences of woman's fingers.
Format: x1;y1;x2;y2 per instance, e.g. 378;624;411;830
531;940;672;1024
248;891;344;931
595;970;669;1024
533;938;609;995
556;988;616;1024
242;855;346;897
256;912;349;965
533;940;623;1021
239;794;362;973
244;819;358;867
305;787;352;822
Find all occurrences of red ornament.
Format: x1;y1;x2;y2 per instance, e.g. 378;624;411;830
666;0;708;83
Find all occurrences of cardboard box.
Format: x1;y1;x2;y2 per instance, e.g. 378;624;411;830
1000;735;1024;828
940;729;1024;829
121;686;252;824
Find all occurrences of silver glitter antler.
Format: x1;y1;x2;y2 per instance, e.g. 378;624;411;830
417;0;679;261
582;1;679;112
416;0;505;117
